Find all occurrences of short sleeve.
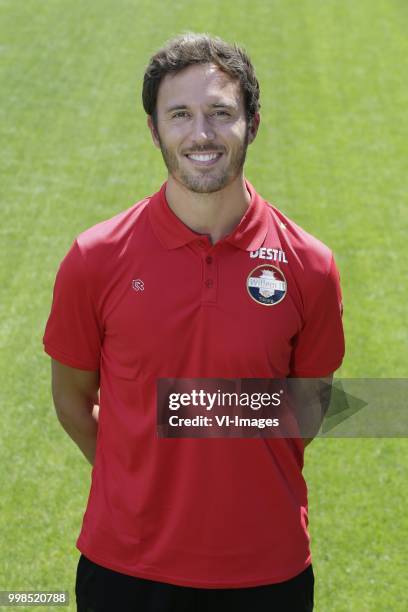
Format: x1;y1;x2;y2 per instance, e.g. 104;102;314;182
43;240;103;370
289;254;345;377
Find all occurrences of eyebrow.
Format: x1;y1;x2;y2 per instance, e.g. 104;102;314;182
164;102;238;114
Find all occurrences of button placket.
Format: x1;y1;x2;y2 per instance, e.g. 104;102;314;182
202;249;217;303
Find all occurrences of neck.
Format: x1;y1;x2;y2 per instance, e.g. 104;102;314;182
165;173;251;244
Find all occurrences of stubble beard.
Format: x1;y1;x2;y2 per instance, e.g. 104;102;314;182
157;131;249;194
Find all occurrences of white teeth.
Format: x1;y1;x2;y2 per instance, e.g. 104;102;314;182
188;153;219;162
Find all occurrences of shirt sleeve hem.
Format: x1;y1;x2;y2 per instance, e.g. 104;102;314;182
43;343;100;371
289;358;344;378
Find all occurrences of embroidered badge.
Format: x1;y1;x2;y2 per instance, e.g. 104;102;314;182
247;265;287;306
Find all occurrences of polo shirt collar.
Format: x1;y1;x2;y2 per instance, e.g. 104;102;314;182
148;179;269;251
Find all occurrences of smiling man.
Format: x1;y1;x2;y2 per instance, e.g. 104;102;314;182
148;59;258;244
44;33;344;611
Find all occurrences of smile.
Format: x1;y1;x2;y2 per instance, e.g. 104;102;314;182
185;152;223;166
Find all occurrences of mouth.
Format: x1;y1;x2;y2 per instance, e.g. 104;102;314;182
184;152;224;167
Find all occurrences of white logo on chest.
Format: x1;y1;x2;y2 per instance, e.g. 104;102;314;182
132;279;144;291
250;248;288;263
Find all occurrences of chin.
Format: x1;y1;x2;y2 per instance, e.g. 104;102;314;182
177;172;237;194
182;179;229;194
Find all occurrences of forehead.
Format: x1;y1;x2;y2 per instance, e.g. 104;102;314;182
157;63;243;110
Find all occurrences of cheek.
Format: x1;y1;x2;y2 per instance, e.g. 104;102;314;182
226;129;248;151
223;119;248;142
167;129;191;151
157;120;183;142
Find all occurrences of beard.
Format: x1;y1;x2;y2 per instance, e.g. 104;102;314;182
157;131;249;194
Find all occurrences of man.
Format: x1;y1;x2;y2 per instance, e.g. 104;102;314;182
44;33;344;611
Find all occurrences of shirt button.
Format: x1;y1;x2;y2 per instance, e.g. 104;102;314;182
205;256;213;264
205;279;213;288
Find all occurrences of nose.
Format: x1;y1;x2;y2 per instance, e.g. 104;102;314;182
190;112;215;143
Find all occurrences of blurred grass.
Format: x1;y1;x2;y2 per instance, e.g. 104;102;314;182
0;0;407;610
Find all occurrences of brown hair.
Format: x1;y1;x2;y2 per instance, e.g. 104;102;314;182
142;33;260;128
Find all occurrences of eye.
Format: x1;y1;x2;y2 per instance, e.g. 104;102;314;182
172;111;189;119
213;110;230;117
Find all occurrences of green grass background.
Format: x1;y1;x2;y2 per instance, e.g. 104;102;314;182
0;0;407;610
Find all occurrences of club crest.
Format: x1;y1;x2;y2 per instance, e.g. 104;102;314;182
247;265;287;306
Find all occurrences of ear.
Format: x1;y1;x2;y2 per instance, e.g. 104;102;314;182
247;112;260;144
147;115;161;148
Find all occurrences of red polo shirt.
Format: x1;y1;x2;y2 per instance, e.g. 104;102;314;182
43;180;344;588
